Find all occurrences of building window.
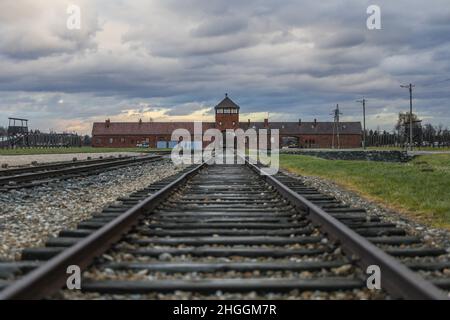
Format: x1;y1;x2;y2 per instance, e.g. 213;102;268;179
232;121;236;126
224;109;230;114
219;122;222;126
109;138;113;144
216;109;224;114
96;138;101;144
120;138;125;143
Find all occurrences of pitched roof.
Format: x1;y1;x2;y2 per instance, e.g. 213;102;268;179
214;95;240;110
92;121;361;136
240;121;362;135
92;122;216;136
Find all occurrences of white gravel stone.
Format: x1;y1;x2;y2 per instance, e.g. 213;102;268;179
0;159;186;260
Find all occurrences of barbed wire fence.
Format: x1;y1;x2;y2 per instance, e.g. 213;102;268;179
365;127;450;148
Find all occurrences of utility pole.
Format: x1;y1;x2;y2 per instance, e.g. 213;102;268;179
356;99;367;149
400;83;415;151
331;104;342;149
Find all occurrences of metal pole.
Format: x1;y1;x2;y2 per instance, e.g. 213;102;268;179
332;123;335;149
336;104;340;149
357;99;367;149
409;84;413;151
363;100;366;149
401;84;415;151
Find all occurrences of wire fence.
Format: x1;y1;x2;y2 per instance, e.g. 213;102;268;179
0;132;82;149
365;130;450;148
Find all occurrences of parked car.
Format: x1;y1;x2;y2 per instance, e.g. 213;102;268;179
136;142;149;148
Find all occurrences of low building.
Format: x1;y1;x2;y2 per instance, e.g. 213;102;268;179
92;95;362;148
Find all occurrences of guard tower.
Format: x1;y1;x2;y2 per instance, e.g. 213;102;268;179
7;118;29;147
8;118;29;136
215;94;240;131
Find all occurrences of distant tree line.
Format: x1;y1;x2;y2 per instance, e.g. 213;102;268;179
366;113;450;148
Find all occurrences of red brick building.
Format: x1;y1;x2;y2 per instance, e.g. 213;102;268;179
92;95;362;148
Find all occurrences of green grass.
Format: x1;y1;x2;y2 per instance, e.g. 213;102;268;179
0;147;171;155
280;154;450;229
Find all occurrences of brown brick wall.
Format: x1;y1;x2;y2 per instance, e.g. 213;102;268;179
92;133;361;149
296;134;361;148
92;135;173;148
215;113;239;132
277;134;361;148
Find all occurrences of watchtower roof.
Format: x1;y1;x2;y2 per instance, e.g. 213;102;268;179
214;94;240;110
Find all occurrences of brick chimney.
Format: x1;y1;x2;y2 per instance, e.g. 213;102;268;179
139;118;142;125
313;118;317;127
264;118;269;128
105;119;110;128
298;119;302;126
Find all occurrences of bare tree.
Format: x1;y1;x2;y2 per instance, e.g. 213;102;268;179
395;112;422;145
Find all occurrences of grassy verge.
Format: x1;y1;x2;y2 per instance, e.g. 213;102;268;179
280;154;450;229
367;146;450;151
0;147;171;155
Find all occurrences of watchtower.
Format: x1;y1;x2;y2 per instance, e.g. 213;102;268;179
215;94;240;131
6;118;29;147
8;118;29;136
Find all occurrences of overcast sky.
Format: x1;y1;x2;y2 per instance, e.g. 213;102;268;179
0;0;449;135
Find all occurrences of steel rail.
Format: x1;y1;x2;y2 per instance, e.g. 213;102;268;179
0;155;162;186
0;162;206;300
0;156;134;177
245;160;448;300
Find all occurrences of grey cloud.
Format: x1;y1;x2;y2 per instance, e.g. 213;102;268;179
317;31;366;49
191;17;248;38
165;103;209;116
0;0;100;60
0;0;449;134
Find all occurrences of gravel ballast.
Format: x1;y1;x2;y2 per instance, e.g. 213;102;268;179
59;288;386;300
0;152;145;168
0;159;186;260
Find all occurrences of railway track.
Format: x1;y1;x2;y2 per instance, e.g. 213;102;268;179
0;155;163;190
0;159;448;300
0;155;133;177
